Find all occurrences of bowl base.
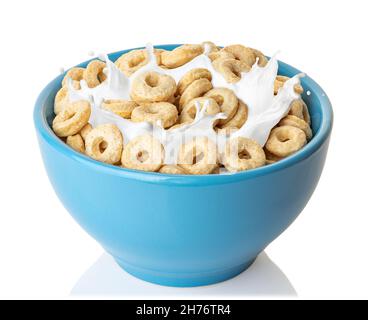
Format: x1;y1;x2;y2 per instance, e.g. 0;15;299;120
113;256;257;287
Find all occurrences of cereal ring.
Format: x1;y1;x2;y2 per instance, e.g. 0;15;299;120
161;44;204;68
131;102;178;128
102;100;138;119
218;100;248;129
274;75;304;95
289;99;311;125
278;115;312;140
121;135;164;172
176;68;212;96
159;165;187;175
265;126;307;157
223;45;267;67
115;49;163;76
179;97;220;124
54;86;69;115
62;67;85;89
204;88;238;126
208;50;235;62
264;148;283;165
52;100;91;137
179;78;213;110
223;137;266;172
80;123;92;141
213;58;250;83
85;124;123;164
177;137;218;175
130;71;176;103
84;60;107;88
66;134;85;153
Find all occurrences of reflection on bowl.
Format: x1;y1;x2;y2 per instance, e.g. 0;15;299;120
34;45;333;287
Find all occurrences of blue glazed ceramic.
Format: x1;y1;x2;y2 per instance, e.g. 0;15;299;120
34;45;333;287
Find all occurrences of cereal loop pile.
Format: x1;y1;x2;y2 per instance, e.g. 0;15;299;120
53;42;312;175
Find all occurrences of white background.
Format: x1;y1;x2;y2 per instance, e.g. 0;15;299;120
0;0;367;299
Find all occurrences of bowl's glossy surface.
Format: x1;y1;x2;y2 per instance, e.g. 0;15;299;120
34;45;333;286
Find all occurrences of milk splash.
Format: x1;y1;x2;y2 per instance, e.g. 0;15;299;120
68;43;303;165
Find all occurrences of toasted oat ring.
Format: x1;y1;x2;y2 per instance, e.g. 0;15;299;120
52;100;91;137
179;78;213;110
121;135;164;172
66;134;85;153
54;87;69;115
62;67;85;89
213;58;250;83
223;45;267;67
130;71;176;103
289;99;311;125
159;165;187;175
264;148;283;165
223;137;266;172
177;137;218;175
84;60;107;88
204;88;238;126
177;68;212;96
131;102;178;128
274;75;304;95
161;44;204;68
279;115;312;140
219;100;248;129
85;124;123;164
102;100;138;119
179;97;220;124
265;125;307;157
208;50;235;62
80;123;92;141
115;49;163;76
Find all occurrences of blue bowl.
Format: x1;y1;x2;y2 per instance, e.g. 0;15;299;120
34;45;333;287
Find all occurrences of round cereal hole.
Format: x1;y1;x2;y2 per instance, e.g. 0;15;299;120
223;137;266;172
177;137;218;175
278;115;312;140
85;124;123;164
115;49;163;76
130;71;176;103
52;100;91;137
121;135;164;172
265;125;307;157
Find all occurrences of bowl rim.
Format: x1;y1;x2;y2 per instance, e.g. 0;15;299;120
34;44;333;186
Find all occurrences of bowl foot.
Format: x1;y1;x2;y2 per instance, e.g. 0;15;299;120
113;256;257;287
